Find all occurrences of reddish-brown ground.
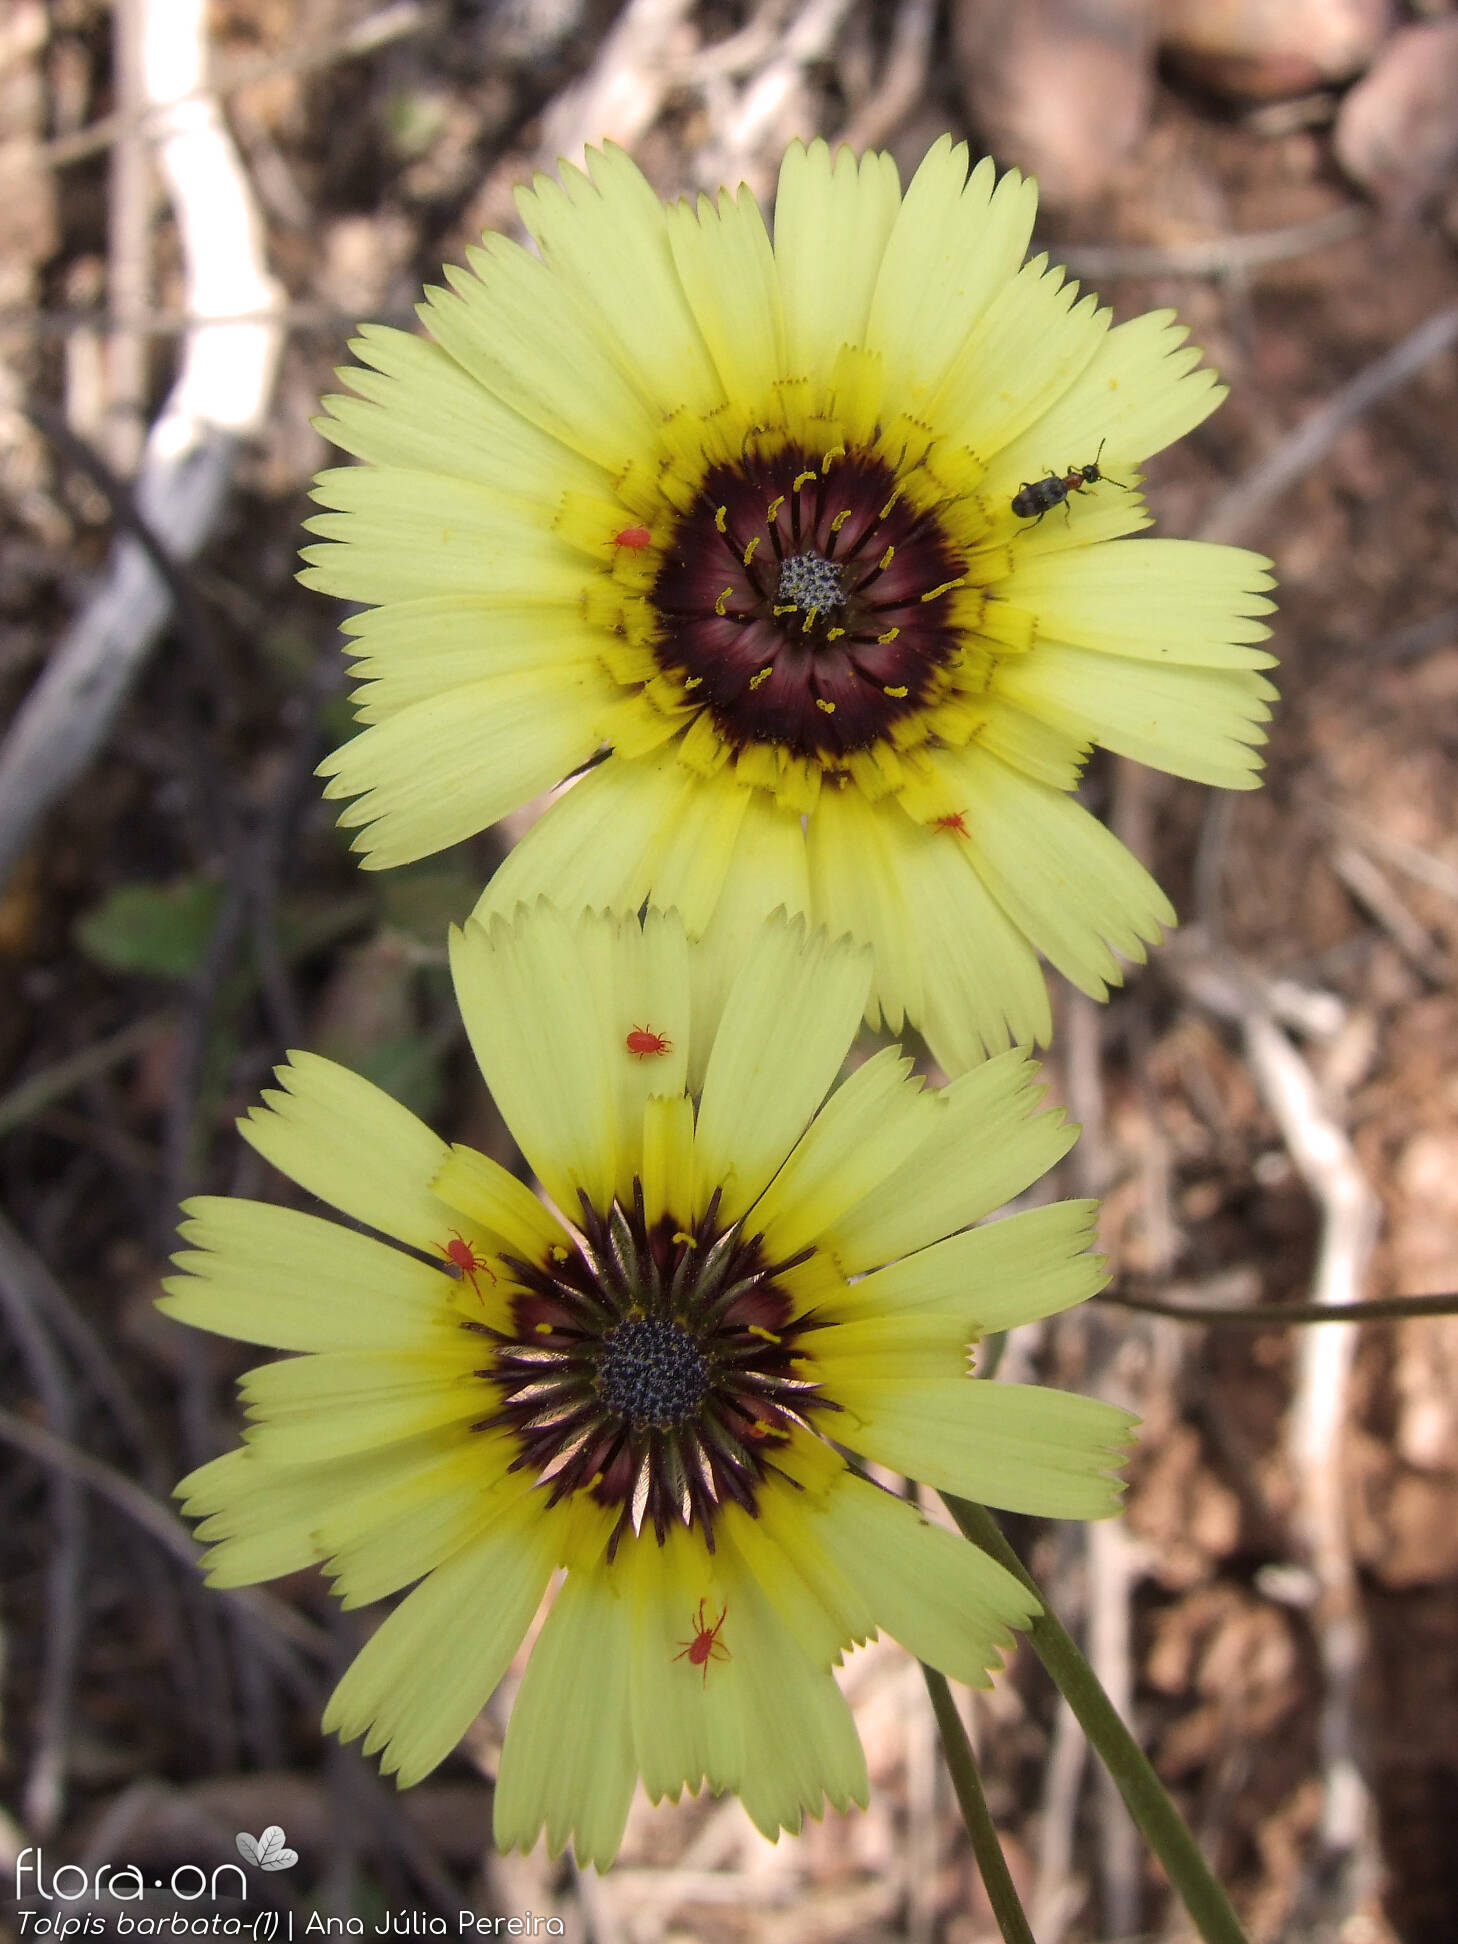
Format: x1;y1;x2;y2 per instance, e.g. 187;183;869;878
3;4;1458;1941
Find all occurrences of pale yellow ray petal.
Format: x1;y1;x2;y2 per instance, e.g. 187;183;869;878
806;782;926;1034
317;666;614;870
832;1199;1107;1329
838;1376;1135;1519
864;140;1037;403
641;765;754;937
598;907;692;1159
1004;538;1277;668
692;914;871;1223
238;1345;486;1463
473;748;692;931
430;1144;566;1260
518;144;721;417
951;750;1176;996
419;234;657;469
995;642;1275;787
894;801;1054;1065
493;1567;639;1868
822;1049;1075;1272
707;1543;868;1838
774;140;902;377
721;1478;877;1672
929;258;1109;461
178;1437;461;1587
985;308;1224;498
666;184;786;401
317;323;606;498
821;1472;1036;1687
749;1046;927;1259
163;1198;443;1352
238;1051;450;1248
319;1441;531;1610
341;600;619;719
621;1529;739;1803
812;1311;971;1386
300;467;583;605
324;1508;557;1787
684;788;811;1092
972;691;1088;791
449;906;622;1213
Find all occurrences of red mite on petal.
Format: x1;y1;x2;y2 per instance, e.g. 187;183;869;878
613;526;653;550
436;1230;496;1298
673;1599;730;1686
625;1025;672;1059
934;811;969;836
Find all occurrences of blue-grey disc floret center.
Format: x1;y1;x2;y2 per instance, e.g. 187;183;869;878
596;1316;711;1428
776;550;846;616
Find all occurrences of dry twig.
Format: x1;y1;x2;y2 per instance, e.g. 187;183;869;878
1058;206;1365;283
0;1215;87;1834
1198;303;1458;545
0;0;284;895
1173;951;1383;1919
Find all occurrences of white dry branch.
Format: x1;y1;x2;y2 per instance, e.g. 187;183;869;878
1176;950;1383;1909
0;0;283;895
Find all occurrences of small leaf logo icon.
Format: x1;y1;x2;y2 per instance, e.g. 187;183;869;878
235;1827;299;1871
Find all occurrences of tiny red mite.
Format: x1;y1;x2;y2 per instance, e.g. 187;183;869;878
934;810;969;836
625;1024;672;1060
673;1599;730;1686
613;525;652;550
436;1230;496;1297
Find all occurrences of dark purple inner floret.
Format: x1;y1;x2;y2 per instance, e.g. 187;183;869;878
468;1184;836;1557
649;444;969;761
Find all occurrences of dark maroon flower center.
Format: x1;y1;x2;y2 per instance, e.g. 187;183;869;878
467;1184;835;1556
649;443;969;762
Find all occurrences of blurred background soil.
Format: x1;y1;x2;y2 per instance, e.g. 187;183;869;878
3;1;1458;1940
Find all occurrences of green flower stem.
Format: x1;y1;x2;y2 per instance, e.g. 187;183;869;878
943;1495;1251;1944
922;1663;1037;1944
1099;1287;1458;1327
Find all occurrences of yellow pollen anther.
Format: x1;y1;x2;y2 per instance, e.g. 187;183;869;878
748;667;773;691
877;546;896;571
550;1245;569;1262
684;674;703;689
672;1232;697;1248
880;489;903;519
829;509;852;534
534;1321;554;1335
714;505;728;533
826;627;845;641
714;587;734;616
772;603;795;618
821;445;846;473
877;628;901;645
921;577;966;602
747;1324;783;1345
792;469;817;493
800;608;820;633
884;684;909;697
766;495;785;522
816;698;836;714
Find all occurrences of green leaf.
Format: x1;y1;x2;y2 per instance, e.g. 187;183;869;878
75;878;225;979
378;863;479;945
352;1033;446;1122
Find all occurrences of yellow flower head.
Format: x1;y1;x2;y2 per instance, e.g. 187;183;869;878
165;905;1131;1866
306;139;1275;1073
